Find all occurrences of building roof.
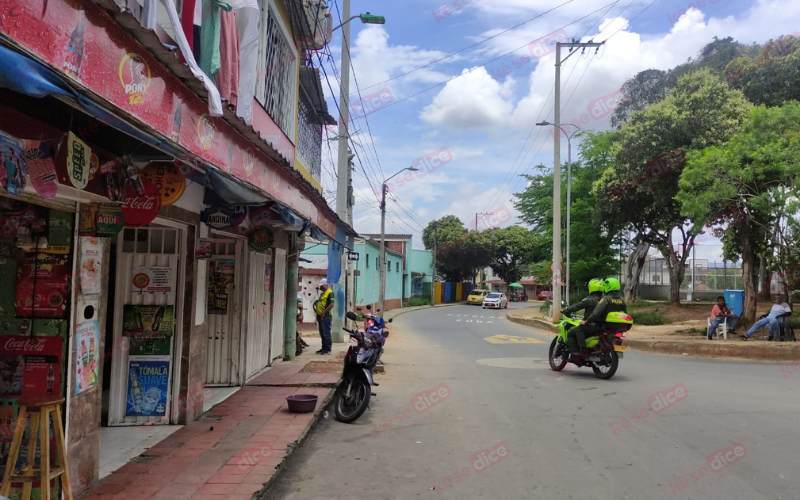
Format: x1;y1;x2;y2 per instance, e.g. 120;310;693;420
361;234;412;239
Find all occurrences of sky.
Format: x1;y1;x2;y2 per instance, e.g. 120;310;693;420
315;0;800;260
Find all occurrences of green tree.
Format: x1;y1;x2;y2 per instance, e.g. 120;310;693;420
594;69;752;305
677;102;800;323
422;216;494;282
486;226;536;285
515;132;618;299
725;34;800;106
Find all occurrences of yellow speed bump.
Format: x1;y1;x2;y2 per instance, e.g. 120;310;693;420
484;335;545;344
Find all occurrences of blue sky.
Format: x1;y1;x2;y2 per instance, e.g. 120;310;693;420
316;0;799;260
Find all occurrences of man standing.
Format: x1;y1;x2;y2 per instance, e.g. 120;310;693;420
314;279;334;355
707;296;737;340
741;293;792;341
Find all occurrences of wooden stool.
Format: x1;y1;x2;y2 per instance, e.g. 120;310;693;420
0;396;71;500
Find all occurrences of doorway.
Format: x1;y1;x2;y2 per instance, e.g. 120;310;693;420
205;236;245;386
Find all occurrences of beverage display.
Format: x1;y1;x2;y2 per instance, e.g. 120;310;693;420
81;340;88;366
64;19;86;78
142;386;161;414
46;364;54;393
129;371;143;413
151;305;164;332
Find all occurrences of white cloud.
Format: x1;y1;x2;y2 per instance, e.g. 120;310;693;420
419;66;515;129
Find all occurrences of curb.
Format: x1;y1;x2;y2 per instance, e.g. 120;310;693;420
253;380;340;499
505;311;800;362
384;301;467;320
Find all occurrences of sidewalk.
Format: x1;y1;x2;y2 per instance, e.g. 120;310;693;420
79;361;341;499
506;306;800;362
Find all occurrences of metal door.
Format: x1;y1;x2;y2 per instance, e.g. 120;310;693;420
270;248;287;362
245;251;271;378
109;225;182;426
205;238;244;385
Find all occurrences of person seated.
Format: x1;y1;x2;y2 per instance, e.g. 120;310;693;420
707;296;737;340
563;279;605;359
741;293;792;341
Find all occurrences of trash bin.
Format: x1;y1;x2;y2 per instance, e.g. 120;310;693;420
725;290;745;317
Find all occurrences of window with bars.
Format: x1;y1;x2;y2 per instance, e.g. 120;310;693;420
296;92;322;182
256;4;297;139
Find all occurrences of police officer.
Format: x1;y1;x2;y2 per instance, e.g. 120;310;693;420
571;278;627;363
564;279;605;355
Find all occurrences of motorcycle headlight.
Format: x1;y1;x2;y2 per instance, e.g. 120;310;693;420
362;335;373;348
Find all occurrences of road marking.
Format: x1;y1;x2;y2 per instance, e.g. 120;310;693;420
484;335;545;344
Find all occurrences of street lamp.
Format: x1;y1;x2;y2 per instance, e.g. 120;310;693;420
379;166;419;313
333;11;386;31
537;121;581;305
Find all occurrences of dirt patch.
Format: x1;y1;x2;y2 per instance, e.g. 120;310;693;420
300;360;343;374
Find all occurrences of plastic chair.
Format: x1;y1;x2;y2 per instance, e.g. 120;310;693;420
707;318;728;340
760;313;792;340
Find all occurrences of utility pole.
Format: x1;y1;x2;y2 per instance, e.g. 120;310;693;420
432;223;437;306
379;184;387;313
332;0;352;344
474;212;491;288
550;40;603;320
379;167;418;313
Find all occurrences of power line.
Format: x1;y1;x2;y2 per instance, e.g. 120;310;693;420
355;0;579;94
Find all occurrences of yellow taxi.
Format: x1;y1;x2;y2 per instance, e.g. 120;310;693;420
467;289;489;305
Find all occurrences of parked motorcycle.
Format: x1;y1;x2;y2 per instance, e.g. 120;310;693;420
358;305;392;370
334;311;386;423
548;312;633;380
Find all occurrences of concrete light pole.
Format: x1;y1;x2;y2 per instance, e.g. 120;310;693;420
547;40;602;320
379;167;418;313
537;121;580;305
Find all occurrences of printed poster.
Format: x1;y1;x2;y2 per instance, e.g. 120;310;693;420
122;305;174;339
15;253;71;318
132;266;174;293
196;238;213;260
0;129;27;195
23;139;59;199
207;259;234;315
126;359;169;417
74;321;99;395
79;237;103;311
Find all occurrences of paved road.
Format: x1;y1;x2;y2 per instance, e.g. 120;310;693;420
263;304;800;500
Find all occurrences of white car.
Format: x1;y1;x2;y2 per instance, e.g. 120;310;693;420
482;293;508;309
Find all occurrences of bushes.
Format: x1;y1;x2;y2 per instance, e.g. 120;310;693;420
408;298;430;307
630;311;670;325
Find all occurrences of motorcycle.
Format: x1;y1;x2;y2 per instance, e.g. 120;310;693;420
358;305;392;370
334;310;391;423
548;312;633;380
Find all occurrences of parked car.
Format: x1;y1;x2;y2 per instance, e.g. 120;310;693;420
482;293;508;309
467;289;489;305
538;291;553;301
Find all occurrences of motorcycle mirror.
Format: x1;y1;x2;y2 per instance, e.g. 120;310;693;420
365;304;372;310
388;318;393;323
346;311;358;321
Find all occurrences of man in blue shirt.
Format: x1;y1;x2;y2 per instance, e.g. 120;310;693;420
741;294;792;341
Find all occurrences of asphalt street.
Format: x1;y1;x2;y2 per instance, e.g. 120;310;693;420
263;303;800;500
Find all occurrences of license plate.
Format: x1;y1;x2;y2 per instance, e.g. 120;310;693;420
614;345;626;352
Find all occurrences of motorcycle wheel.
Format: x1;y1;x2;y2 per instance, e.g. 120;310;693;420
334;375;371;423
592;351;619;380
548;337;568;371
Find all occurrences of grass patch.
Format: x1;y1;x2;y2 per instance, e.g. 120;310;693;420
408;298;430;307
630;311;670;325
541;301;550;315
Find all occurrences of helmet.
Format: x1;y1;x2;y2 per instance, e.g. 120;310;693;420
603;278;621;294
588;279;604;294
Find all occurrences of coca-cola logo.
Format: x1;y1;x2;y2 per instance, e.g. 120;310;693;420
122;180;161;227
5;337;47;352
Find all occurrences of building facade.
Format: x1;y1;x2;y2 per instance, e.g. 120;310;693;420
0;0;352;494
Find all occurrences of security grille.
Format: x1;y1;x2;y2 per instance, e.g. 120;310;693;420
296;92;322;181
256;5;297;139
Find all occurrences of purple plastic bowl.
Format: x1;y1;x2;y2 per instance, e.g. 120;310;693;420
286;394;318;413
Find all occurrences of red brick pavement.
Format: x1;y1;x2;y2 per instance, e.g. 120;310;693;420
78;379;335;499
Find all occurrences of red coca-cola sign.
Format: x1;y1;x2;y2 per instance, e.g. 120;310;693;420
4;337;48;352
122;179;161;227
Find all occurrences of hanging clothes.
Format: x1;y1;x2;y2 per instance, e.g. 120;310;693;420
216;9;240;107
234;4;259;124
193;0;202;64
200;0;232;80
179;0;197;64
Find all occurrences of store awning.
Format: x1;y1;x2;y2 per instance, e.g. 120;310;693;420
203;169;270;205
